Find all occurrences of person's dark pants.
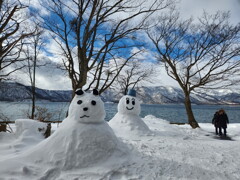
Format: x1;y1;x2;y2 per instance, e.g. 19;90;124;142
215;126;218;135
219;127;227;136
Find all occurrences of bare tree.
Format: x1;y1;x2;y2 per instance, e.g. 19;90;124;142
0;0;35;81
23;26;45;119
0;0;3;11
39;0;173;96
116;59;155;95
147;11;240;128
85;49;146;94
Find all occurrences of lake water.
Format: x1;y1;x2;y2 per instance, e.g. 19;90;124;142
0;101;240;124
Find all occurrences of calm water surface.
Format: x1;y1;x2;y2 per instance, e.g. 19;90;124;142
0;101;239;123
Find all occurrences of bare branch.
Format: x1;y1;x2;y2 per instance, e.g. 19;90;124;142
39;0;173;95
0;0;35;81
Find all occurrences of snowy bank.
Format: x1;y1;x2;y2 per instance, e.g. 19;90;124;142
0;115;240;179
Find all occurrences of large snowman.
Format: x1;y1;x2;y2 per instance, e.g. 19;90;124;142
0;89;128;175
109;89;151;137
38;89;128;170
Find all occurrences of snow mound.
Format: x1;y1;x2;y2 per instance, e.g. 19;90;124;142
109;95;151;137
0;90;130;178
143;115;200;138
1;112;240;179
15;119;46;139
28;90;129;170
12;119;46;153
26;121;129;170
0;119;46;161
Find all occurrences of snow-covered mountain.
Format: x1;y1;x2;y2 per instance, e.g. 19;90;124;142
138;86;240;105
0;82;239;104
0;82;71;102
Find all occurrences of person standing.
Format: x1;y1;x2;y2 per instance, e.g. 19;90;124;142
217;109;229;137
212;111;219;135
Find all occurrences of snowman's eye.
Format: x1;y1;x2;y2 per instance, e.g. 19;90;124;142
132;100;135;105
77;100;82;104
126;98;130;104
91;100;96;105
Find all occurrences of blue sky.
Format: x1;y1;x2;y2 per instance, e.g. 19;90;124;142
16;0;240;90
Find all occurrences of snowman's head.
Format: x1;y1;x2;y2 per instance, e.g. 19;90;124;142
118;95;141;116
68;89;105;123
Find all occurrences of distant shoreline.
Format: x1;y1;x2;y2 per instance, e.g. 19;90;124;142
1;100;240;105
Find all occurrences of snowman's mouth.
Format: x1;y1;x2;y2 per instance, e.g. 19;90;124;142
80;115;90;118
126;107;134;110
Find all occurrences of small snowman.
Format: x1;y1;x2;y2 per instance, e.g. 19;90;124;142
109;89;151;137
20;89;128;170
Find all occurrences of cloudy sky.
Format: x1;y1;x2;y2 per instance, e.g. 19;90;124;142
15;0;240;90
179;0;240;24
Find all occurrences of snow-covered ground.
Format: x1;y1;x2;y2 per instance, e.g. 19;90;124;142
0;115;240;180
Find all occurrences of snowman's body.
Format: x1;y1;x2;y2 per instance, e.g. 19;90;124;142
109;95;151;137
24;90;127;170
41;120;119;169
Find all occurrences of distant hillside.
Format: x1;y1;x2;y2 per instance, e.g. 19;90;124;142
138;86;240;105
0;82;71;102
0;82;239;105
102;86;240;105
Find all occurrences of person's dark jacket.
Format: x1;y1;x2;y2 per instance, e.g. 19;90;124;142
217;113;229;128
212;112;219;127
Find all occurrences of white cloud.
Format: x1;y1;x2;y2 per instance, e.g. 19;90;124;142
178;0;240;24
145;63;179;87
35;71;72;90
20;0;50;16
16;65;72;90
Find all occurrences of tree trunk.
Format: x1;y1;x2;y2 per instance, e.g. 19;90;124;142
30;43;37;119
0;124;6;132
124;85;129;95
184;94;200;128
78;65;88;89
70;56;88;99
31;85;36;119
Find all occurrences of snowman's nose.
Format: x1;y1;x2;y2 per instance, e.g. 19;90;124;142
83;107;88;111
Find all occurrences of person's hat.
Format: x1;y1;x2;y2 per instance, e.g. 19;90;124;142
127;89;136;97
